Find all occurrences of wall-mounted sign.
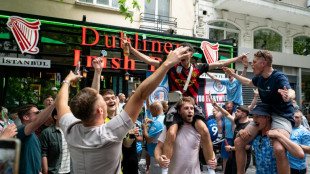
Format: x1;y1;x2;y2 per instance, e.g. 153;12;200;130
7;16;41;54
0;57;50;68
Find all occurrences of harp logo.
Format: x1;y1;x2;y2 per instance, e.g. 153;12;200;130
7;16;41;54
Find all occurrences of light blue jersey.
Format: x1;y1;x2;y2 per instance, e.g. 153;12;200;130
147;114;165;157
220;79;243;105
288;126;310;170
224;117;233;139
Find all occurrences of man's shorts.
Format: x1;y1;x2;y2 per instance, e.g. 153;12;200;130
221;138;233;159
270;113;292;134
249;113;292;134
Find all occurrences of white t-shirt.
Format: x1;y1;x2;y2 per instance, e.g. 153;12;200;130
59;111;134;174
158;125;201;174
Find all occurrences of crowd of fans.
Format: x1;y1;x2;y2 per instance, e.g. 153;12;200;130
1;45;310;174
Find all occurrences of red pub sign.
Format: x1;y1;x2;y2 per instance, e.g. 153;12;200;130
73;27;184;72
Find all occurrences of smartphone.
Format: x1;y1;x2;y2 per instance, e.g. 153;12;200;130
0;138;21;174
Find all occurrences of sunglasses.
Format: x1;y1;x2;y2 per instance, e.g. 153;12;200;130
28;110;41;115
259;136;263;150
257;50;267;61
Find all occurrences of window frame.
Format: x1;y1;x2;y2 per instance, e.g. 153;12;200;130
77;0;119;9
253;28;283;52
207;21;240;45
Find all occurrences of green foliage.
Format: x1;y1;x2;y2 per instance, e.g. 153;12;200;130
119;0;146;23
293;36;310;55
5;78;39;107
254;29;282;52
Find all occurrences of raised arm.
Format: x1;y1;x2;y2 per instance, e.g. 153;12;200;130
248;88;259;111
55;71;82;120
209;52;249;70
91;57;104;91
206;72;221;82
222;67;254;87
124;46;191;123
209;93;234;123
123;40;161;67
24;103;55;136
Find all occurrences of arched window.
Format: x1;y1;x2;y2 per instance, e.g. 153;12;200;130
254;29;282;52
208;21;239;45
293;36;310;56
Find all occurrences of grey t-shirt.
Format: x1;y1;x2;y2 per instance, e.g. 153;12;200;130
60;111;134;174
158;125;201;174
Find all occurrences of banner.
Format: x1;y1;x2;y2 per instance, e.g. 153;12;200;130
146;72;169;104
200;41;219;64
197;73;227;118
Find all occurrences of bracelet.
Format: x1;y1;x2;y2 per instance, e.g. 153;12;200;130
254;95;259;97
62;80;70;86
230;147;232;152
244;66;248;69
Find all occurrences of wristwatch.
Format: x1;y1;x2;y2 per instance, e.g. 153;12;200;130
62;80;70;86
230;146;232;152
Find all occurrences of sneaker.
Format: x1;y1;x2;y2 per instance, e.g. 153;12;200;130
212;136;224;145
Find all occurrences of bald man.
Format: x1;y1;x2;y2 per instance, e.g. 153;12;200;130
142;101;165;174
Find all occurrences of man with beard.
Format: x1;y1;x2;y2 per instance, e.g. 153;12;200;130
154;97;217;174
223;50;296;174
123;40;248;166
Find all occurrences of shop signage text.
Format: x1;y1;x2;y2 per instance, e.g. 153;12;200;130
0;57;51;68
73;27;184;71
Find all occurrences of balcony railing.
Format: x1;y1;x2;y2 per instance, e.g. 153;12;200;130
139;13;177;33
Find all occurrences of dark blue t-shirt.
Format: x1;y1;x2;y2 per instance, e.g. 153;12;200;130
252;69;294;123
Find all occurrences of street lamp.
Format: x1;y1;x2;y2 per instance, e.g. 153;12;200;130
82;67;88;78
125;71;130;81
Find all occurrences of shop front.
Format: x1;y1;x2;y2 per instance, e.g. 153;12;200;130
0;10;235;109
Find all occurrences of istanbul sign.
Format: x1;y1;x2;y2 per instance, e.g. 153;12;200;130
0;57;51;68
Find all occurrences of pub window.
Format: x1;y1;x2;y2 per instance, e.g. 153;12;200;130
78;0;119;8
208;21;240;45
293;36;310;56
254;29;282;52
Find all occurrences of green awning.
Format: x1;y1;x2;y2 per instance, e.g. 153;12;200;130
41;37;66;44
193;53;202;59
0;33;10;39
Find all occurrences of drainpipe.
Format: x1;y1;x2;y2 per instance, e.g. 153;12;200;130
193;0;199;37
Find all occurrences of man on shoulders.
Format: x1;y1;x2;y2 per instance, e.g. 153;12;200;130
55;47;192;173
224;50;296;174
154;97;217;174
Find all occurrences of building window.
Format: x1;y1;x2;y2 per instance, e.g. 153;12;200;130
140;0;174;32
78;0;119;8
144;0;170;19
293;36;310;56
208;21;240;45
254;29;282;52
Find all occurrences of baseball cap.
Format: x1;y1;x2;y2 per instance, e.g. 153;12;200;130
250;103;272;117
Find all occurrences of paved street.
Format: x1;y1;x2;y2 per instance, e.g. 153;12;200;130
202;154;310;174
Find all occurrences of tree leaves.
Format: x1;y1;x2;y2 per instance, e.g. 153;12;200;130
118;0;144;23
